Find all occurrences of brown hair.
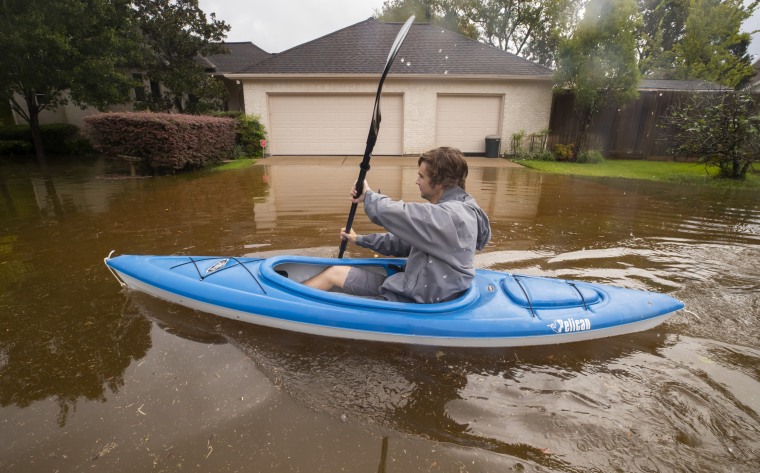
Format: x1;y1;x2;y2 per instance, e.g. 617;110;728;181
418;147;468;190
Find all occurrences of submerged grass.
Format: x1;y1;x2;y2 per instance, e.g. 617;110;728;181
514;159;760;189
207;158;257;172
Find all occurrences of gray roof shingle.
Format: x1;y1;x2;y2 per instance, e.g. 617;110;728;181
237;18;552;77
204;42;273;74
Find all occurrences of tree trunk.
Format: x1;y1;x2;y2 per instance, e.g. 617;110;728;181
574;108;594;159
27;99;50;175
739;160;752;178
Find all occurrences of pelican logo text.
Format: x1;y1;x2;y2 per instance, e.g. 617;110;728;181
206;259;228;274
548;317;591;334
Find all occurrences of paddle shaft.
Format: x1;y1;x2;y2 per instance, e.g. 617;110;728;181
338;16;414;258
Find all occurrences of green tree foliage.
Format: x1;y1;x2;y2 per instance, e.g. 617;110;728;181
554;0;641;155
132;0;230;114
376;0;478;39
662;91;759;179
457;0;584;67
377;1;583;67
637;0;757;88
0;0;137;168
671;0;755;88
636;0;690;76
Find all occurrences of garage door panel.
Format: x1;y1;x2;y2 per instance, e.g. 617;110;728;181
270;95;402;155
435;96;502;154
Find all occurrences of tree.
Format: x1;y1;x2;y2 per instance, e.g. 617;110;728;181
670;0;755;88
662;91;759;179
375;0;478;39
636;0;757;88
132;0;230;114
455;0;584;67
0;0;138;169
636;0;690;77
554;0;641;155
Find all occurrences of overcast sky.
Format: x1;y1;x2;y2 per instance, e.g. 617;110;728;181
198;0;386;53
200;0;760;60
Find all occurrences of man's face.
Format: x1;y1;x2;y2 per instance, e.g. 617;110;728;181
416;162;444;203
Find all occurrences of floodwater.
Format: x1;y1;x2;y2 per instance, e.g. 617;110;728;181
1;156;758;472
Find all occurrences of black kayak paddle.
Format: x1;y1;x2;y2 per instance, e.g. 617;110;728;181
338;15;415;259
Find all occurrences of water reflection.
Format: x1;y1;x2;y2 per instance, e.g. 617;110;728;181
252;164;542;232
1;157;759;471
135;293;759;472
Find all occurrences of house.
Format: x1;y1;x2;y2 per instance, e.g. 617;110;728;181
10;42;272;128
200;42;273;112
227;18;554;156
746;58;760;91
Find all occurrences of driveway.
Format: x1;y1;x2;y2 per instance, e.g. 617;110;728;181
255;156;522;168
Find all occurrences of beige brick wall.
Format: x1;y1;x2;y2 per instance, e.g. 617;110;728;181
242;77;552;155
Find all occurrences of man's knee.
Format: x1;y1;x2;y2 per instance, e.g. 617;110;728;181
324;265;351;288
305;265;351;291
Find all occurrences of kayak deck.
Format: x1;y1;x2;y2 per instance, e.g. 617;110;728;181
104;253;685;347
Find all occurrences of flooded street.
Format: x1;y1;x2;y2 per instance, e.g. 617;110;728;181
1;156;759;472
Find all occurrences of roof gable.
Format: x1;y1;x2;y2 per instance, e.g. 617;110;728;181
203;42;272;74
238;18;552;77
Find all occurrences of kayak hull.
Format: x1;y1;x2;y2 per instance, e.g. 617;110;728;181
105;254;684;347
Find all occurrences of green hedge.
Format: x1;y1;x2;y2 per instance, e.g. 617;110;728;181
84;112;237;171
0;140;33;155
0;123;88;155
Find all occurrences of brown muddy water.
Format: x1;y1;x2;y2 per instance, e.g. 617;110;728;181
1;156;759;472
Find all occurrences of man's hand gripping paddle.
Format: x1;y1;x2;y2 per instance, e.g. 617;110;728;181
337;16;415;259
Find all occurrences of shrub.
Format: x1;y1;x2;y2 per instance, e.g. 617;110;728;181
554;143;575;161
84;112;236;172
510;129;526;155
214;112;267;158
0;140;33;155
514;149;555;161
576;149;605;164
0;123;88;155
527;129;549;153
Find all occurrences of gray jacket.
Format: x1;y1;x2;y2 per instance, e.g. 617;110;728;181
355;186;491;303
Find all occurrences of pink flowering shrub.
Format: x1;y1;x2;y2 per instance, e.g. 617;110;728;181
84;112;236;171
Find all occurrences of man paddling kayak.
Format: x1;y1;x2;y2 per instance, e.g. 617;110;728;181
304;147;491;303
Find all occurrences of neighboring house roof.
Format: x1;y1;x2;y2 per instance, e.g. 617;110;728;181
639;79;729;91
745;58;760;91
202;42;273;74
235;18;552;78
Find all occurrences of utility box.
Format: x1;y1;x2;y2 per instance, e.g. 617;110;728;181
485;135;501;158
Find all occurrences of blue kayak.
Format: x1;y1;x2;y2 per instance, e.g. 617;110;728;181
104;253;684;347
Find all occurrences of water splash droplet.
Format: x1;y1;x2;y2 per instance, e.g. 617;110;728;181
406;61;411;66
438;49;442;53
445;56;448;60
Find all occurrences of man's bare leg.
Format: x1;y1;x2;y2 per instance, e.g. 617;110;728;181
303;266;352;291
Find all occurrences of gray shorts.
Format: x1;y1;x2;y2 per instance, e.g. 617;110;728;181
343;267;388;299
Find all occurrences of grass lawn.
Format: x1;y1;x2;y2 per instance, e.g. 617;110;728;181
207;158;257;171
513;159;760;189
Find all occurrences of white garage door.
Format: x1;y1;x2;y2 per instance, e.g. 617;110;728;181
435;95;502;154
268;94;403;155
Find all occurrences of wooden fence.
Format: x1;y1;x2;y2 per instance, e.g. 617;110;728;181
546;90;695;160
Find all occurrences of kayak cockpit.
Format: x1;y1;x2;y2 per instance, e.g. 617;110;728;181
258;255;482;313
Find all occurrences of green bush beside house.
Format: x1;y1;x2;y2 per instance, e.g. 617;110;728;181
0;124;91;156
